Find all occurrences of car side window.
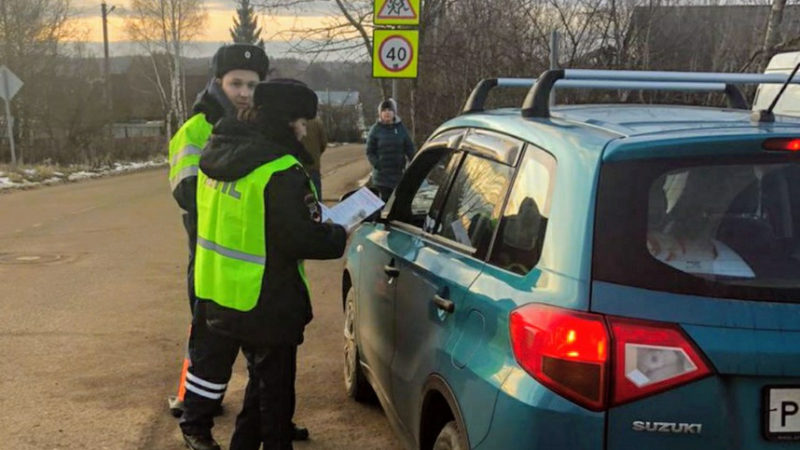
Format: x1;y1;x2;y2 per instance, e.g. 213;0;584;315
388;147;460;230
488;147;557;275
435;154;514;258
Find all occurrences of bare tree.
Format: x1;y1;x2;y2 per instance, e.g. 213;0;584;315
0;0;74;163
256;0;372;58
760;0;788;69
125;0;207;141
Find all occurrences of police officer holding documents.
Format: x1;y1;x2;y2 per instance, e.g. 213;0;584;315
178;78;347;449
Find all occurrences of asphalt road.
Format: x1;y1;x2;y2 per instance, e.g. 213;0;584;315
0;144;403;449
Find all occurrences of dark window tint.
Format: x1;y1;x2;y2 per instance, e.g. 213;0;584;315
389;148;458;230
435;154;514;257
489;148;556;275
594;156;800;302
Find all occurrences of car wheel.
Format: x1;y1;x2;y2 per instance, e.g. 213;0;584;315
432;421;467;450
343;286;373;402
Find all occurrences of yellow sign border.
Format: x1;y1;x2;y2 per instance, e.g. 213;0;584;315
373;0;420;26
372;29;419;79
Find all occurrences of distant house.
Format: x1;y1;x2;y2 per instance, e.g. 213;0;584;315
314;90;365;142
630;5;800;72
112;121;164;139
315;90;361;107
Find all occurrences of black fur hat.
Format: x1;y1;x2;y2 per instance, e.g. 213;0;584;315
254;79;318;120
212;44;269;80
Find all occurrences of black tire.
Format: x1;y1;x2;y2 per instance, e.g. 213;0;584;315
433;421;468;450
343;287;373;402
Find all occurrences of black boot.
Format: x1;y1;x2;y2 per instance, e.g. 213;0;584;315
292;422;309;441
183;433;221;450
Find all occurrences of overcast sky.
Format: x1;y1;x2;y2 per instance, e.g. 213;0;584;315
69;0;338;44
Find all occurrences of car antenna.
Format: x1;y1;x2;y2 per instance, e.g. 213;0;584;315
752;62;800;123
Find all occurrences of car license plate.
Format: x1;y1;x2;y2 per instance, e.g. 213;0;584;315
764;386;800;441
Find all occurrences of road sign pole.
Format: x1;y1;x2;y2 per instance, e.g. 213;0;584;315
3;97;16;167
392;79;397;100
0;66;22;166
102;2;112;114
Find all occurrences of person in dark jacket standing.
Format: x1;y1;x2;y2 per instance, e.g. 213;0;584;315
178;79;347;450
301;115;327;196
365;98;416;200
167;43;268;419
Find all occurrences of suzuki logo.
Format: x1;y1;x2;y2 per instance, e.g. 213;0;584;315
632;421;703;434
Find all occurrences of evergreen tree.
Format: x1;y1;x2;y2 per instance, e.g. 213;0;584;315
230;0;264;48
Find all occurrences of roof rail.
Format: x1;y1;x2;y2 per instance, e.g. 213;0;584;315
463;75;749;115
462;78;535;114
521;69;800;118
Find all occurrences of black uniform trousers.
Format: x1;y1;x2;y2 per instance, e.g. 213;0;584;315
180;304;298;450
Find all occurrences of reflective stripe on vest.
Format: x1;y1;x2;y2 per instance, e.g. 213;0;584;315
195;154;315;312
168;114;213;192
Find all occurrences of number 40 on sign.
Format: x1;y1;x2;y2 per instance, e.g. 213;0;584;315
372;29;419;79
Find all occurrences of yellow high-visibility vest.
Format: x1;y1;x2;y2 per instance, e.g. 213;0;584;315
195;154;316;311
168;114;213;192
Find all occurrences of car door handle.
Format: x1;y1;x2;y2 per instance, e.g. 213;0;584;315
432;294;455;313
383;265;400;278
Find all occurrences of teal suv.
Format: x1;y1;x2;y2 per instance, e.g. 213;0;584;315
341;69;800;449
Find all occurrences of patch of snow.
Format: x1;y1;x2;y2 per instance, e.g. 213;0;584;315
68;171;98;181
0;158;167;191
0;176;29;190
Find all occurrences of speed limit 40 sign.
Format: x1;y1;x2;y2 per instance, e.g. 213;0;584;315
372;29;418;79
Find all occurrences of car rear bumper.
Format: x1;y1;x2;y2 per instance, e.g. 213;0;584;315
474;367;605;450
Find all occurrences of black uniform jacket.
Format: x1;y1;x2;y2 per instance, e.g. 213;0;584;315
197;118;347;346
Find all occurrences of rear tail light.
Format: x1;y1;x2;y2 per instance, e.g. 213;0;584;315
609;318;712;405
509;304;608;410
509;304;712;411
763;138;800;151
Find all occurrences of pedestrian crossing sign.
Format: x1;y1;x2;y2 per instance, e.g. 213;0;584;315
374;0;420;26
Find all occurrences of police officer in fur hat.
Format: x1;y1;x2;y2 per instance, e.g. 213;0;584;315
168;45;313;449
179;79;346;450
168;44;269;428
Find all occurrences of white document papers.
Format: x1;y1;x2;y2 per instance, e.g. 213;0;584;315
320;187;385;231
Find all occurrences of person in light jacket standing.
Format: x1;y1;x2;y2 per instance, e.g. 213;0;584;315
366;98;416;200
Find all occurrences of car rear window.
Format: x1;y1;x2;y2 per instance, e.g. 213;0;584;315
593;155;800;302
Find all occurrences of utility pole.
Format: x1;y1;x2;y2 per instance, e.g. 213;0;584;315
101;2;115;114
